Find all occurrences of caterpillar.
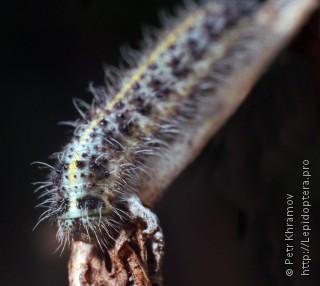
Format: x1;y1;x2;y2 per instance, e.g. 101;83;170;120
35;0;314;252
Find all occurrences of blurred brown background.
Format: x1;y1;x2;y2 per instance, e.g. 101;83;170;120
2;0;320;285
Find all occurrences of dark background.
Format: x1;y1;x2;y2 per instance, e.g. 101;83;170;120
2;0;320;285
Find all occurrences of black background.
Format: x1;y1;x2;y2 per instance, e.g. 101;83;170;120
2;0;320;285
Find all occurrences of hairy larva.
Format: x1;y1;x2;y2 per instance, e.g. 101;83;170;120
34;0;286;252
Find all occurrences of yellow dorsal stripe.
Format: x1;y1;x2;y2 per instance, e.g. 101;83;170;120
69;8;205;181
106;8;205;111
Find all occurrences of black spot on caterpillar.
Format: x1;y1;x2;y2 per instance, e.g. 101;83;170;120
34;0;259;251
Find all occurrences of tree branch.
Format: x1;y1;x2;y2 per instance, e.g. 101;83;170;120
67;0;318;285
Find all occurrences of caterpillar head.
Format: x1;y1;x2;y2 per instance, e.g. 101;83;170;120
34;157;128;252
52;183;128;251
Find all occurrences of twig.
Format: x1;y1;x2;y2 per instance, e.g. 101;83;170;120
68;0;318;285
69;196;164;286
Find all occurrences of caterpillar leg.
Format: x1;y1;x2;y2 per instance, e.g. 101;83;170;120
127;195;165;275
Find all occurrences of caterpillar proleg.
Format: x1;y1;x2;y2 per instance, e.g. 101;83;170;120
35;0;317;257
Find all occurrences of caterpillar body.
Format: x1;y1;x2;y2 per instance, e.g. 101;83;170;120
36;0;291;250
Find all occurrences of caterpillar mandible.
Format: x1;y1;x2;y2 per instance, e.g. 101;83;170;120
34;0;314;252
